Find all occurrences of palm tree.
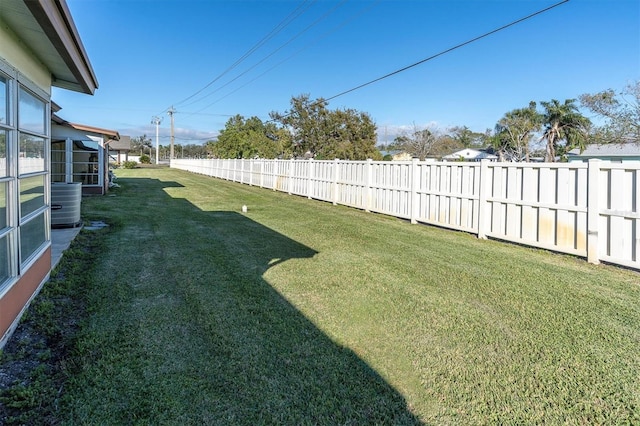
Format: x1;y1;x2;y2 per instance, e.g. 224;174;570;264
494;101;542;162
540;99;591;162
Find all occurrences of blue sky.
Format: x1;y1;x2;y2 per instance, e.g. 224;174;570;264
51;0;639;146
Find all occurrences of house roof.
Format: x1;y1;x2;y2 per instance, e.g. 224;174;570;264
442;148;498;160
52;112;120;140
568;143;640;158
108;136;131;151
0;0;98;94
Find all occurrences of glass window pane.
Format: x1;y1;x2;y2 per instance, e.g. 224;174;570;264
0;234;10;284
0;181;7;229
20;175;45;218
51;140;66;182
19;134;45;174
0;129;6;177
20;213;46;264
0;76;6;125
18;87;45;134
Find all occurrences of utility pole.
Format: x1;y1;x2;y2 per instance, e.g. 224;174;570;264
151;116;162;165
168;106;176;161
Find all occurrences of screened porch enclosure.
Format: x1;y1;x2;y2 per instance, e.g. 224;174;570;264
52;138;103;188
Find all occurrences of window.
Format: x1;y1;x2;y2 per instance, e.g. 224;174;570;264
18;87;45;135
16;83;48;268
51;140;66;182
0;59;50;280
19;175;45;219
19;213;46;265
0;235;10;284
0;68;12;285
0;182;8;230
19;134;45;174
0;76;7;125
0;130;7;177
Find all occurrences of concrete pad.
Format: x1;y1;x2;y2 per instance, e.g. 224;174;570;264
51;226;82;269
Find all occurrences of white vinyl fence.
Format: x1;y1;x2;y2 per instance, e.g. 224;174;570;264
172;158;640;270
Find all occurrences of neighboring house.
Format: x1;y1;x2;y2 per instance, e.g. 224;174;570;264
566;143;640;162
392;151;413;161
109;135;131;164
51;112;119;195
0;0;98;347
442;148;498;162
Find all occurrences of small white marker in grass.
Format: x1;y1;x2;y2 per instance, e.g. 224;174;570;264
241;205;247;213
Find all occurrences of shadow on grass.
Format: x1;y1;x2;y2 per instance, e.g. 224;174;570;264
69;176;422;424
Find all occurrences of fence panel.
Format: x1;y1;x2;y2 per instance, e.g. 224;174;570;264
415;162;480;232
337;161;367;209
483;163;589;257
310;160;335;202
597;162;640;269
369;161;412;219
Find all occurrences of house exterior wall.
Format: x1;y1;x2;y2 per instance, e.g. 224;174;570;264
0;25;52;347
0;19;51;93
0;249;51;347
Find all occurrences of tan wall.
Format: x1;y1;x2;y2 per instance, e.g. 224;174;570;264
0;248;52;344
0;17;51;93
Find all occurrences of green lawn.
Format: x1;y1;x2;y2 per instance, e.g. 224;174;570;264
53;167;640;423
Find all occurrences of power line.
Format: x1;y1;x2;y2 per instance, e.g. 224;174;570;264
266;0;570;124
189;0;382;114
324;0;570;103
180;0;348;112
167;0;316;112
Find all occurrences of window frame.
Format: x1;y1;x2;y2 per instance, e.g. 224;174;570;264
0;58;51;292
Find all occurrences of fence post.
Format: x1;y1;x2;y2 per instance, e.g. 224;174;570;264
308;158;314;199
410;158;419;224
260;160;264;188
273;160;279;192
477;160;490;239
333;159;339;206
587;159;601;264
289;158;295;195
249;159;254;186
365;159;372;212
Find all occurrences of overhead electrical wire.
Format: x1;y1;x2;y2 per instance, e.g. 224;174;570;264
262;0;570;124
164;0;316;113
323;0;570;104
187;0;382;115
180;0;349;113
157;0;569;140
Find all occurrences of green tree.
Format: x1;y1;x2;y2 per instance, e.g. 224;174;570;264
131;135;151;156
540;99;591;162
209;115;287;159
270;95;328;158
430;134;464;158
493;102;542;162
579;81;640;144
448;126;488;148
270;94;379;160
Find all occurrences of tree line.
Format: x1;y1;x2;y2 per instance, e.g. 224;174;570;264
129;81;638;163
128;137;209;160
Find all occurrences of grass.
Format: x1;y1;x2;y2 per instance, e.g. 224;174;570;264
0;228;104;424
4;165;640;424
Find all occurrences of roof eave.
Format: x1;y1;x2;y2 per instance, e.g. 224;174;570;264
23;0;98;95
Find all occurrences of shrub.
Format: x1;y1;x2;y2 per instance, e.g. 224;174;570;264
140;155;151;164
122;161;137;169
